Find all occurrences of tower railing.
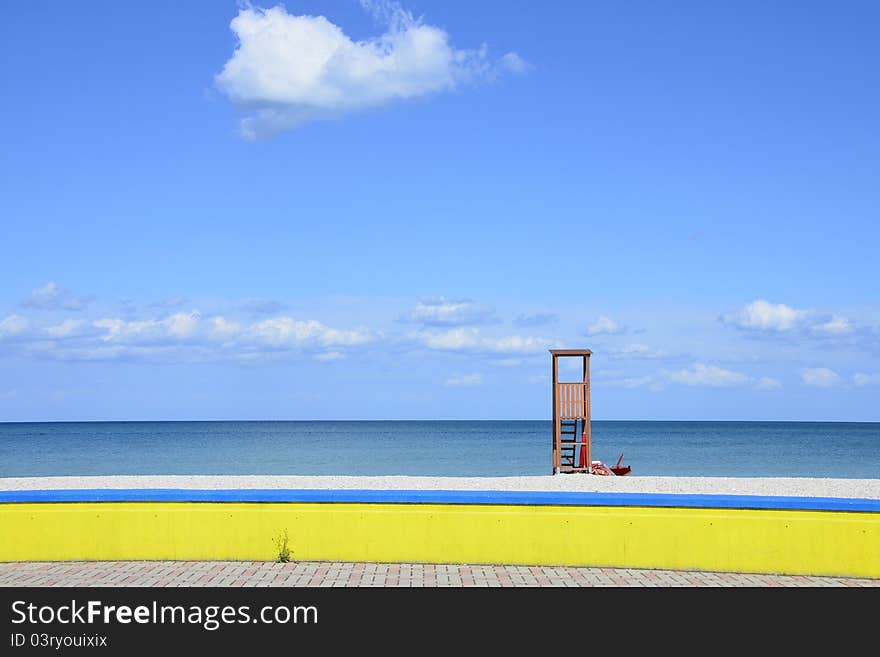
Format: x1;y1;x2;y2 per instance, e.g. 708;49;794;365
556;382;589;419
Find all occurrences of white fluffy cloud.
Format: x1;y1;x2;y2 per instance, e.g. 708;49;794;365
0;308;375;362
89;313;374;352
722;300;854;338
407;297;495;326
94;312;202;344
215;3;526;137
756;376;783;389
149;296;188;309
414;327;546;354
45;319;87;338
586;315;624;336
240;299;288;315
248;317;373;348
602;366;781;391
315;351;345;362
800;367;840;387
0;315;30;339
444;373;483;387
498;52;530;74
22;282;89;311
607;343;667;359
5;286;874;387
812;316;851;335
853;372;880;387
666;363;752;387
723;300;808;332
2;315;95;344
604;375;655;389
209;316;243;341
514;312;557;327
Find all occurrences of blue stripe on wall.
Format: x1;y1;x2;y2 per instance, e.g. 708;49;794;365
0;488;878;512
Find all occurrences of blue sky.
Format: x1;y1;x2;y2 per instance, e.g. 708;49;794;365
1;1;878;421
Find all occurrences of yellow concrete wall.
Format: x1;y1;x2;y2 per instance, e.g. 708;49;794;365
1;502;878;577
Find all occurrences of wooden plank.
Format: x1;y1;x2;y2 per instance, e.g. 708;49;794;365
582;355;588;419
585;355;592;472
552;355;559;474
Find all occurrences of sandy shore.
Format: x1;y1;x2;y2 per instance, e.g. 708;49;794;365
1;475;879;499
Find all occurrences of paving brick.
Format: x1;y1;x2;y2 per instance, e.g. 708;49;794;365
1;561;877;587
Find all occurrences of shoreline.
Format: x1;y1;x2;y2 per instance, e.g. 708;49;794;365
2;474;879;499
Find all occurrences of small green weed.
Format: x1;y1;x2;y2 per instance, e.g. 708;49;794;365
273;529;292;563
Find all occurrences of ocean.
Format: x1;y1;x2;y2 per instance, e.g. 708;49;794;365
1;420;878;478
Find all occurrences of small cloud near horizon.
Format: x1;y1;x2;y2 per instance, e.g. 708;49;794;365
413;327;548;355
22;282;90;311
603;367;780;392
666;363;751;387
853;372;880;387
663;362;780;390
604;375;655;389
0;315;30;339
586;315;625;336
405;297;497;327
800;367;840;387
607;343;667;360
149;296;188;309
444;372;483;387
514;312;558;327
315;351;345;362
240;299;289;315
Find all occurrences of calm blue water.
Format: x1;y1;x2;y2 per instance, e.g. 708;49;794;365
0;421;878;478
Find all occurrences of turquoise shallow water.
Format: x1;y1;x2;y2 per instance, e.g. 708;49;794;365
0;420;878;478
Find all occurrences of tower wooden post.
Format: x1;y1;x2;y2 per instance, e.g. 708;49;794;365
551;353;559;473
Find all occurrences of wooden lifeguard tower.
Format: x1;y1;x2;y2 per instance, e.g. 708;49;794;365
550;349;592;474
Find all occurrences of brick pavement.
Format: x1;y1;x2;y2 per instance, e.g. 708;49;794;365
0;561;876;587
